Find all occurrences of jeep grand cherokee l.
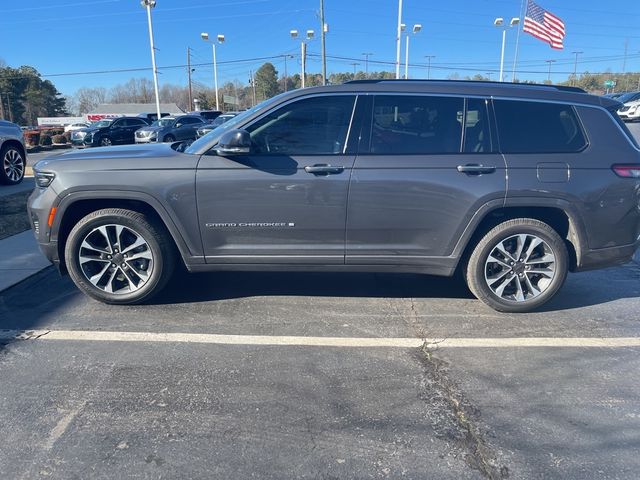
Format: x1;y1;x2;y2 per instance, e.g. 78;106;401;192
28;80;640;312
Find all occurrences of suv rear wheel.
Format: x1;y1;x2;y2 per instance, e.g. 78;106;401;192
465;218;568;313
1;144;25;185
64;208;175;304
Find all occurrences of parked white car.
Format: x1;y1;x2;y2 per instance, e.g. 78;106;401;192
618;100;640;122
64;123;90;133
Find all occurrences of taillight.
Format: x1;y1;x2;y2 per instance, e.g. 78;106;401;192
612;164;640;178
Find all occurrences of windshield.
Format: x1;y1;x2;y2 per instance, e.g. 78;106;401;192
616;92;639;103
185;96;285;154
91;119;113;128
151;118;175;127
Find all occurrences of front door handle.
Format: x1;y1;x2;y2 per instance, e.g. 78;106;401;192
304;164;345;175
457;164;496;175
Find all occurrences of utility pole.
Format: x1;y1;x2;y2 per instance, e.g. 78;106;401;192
622;38;628;90
350;62;360;76
546;59;556;83
395;0;403;79
301;41;307;88
249;70;256;107
571;51;583;86
319;0;327;85
6;93;13;122
425;55;435;80
362;53;373;77
283;55;288;92
187;47;193;111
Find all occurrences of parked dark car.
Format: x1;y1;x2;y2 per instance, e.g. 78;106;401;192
28;80;640;312
135;115;204;143
195;113;238;138
0;120;27;185
71;117;150;148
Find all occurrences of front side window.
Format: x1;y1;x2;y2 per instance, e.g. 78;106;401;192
247;95;356;155
370;95;464;154
494;100;587;153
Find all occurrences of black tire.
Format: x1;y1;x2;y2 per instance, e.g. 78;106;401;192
0;143;25;185
164;134;176;142
64;208;176;305
465;218;568;313
99;136;112;147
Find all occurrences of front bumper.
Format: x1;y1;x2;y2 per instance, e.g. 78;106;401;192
27;186;63;271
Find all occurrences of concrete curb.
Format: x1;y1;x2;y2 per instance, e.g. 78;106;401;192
0;231;51;293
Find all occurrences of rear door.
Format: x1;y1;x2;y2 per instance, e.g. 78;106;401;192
196;94;360;264
346;94;507;267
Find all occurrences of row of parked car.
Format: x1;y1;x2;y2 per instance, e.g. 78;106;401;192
70;111;238;148
604;91;640;122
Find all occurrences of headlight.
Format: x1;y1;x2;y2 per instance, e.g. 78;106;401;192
35;171;55;188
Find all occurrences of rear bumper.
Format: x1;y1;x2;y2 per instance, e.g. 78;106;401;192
575;240;640;272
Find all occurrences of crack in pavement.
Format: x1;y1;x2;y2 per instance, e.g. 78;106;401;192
416;342;509;479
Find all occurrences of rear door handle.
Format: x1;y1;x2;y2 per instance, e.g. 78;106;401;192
304;164;345;175
457;164;496;175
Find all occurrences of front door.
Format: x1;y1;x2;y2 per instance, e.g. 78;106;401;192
346;94;507;267
196;94;359;264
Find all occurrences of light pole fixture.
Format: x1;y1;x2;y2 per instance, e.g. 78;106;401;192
201;32;225;111
403;23;422;79
291;28;314;88
494;17;519;82
141;0;161;120
424;55;435;80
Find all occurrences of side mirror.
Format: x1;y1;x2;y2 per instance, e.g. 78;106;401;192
215;129;251;155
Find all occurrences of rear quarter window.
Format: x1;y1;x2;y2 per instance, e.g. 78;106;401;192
494;100;588;154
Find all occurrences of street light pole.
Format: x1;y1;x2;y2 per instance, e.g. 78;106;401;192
571;51;583;86
319;0;327;85
395;0;403;79
291;29;314;88
404;24;422;80
425;55;435;80
141;0;161;120
201;33;225;111
494;17;519;82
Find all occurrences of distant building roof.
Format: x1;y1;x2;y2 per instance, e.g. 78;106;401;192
89;103;184;115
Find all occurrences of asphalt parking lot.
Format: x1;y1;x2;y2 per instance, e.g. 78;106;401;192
1;125;639;479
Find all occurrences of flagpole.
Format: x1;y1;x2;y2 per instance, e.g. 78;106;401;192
511;0;527;82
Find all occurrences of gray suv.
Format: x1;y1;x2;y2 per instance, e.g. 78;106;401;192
135;115;204;143
1;120;27;185
28;80;640;312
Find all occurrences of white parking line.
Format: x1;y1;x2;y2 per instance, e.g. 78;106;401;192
2;329;640;348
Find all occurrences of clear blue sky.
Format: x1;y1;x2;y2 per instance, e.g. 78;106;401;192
1;0;639;96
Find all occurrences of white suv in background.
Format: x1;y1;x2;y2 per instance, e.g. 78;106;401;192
618;99;640;122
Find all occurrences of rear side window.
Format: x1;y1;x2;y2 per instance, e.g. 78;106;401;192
370;95;464;154
494;100;587;153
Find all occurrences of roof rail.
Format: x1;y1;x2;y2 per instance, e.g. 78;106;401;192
344;79;587;94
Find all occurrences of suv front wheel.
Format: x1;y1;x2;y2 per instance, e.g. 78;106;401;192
64;208;175;304
465;219;568;313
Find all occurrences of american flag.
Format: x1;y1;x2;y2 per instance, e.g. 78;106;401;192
523;0;565;50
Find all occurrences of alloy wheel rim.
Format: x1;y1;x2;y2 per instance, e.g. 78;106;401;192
101;137;111;146
78;224;154;294
484;234;556;303
3;149;24;182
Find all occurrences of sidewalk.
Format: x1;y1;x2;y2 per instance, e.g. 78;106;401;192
0;230;51;292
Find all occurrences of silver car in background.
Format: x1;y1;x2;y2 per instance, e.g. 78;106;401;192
0;120;27;185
